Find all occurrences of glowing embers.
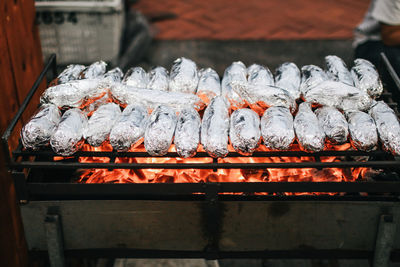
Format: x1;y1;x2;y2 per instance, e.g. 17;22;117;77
76;142;369;184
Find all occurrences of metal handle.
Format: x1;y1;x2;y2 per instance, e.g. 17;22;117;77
1;54;57;165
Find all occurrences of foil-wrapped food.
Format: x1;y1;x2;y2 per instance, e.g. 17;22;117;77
21;104;61;150
294;102;325;152
169;57;199;94
174;107;201;158
261;106;295;150
351;58;383;98
103;67;123;84
300;65;329;96
111;84;205;111
55;64;85;85
80;61;107;79
201;96;230;158
275;62;301;100
345;110;378;151
303;80;373;111
196;68;221;105
84;103;121;147
147;66;169;91
247;64;274;87
50;108;88;156
315;106;349;144
221;61;248;109
144;105;178;156
123;67;149;88
109;104;148;151
325;55;354;86
369;101;400;155
229;108;261;155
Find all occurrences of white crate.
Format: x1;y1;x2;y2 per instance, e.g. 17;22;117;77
35;0;124;65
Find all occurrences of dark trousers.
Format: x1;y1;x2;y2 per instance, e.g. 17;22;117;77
355;41;400;99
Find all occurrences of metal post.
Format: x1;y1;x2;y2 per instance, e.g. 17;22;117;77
45;214;65;267
373;214;396;267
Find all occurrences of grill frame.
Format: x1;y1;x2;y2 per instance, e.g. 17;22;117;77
3;53;400;202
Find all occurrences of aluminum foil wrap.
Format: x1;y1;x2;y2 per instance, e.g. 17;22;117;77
369;101;400;155
40;79;102;108
169;57;199;94
196;68;221;105
80;61;107;79
325;55;354;86
50;108;88;156
351;58;383;98
84;103;121;147
123;67;149;88
345;110;378;151
21;104;61;150
300;65;329;96
294;102;325;152
174;107;201;158
275;62;301;100
144;105;177;156
109;104;148;151
201;96;230;158
303;80;373;111
315;106;349;144
221;61;247;109
147;66;169;91
261;106;295;150
103;68;123;84
229;108;261;155
111;84;205;111
56;64;85;84
247;64;274;87
240;84;296;114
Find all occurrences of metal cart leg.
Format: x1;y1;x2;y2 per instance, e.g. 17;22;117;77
45;213;65;267
373;214;396;267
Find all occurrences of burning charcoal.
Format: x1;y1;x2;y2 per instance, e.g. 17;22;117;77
303;80;373;111
109;105;148;151
345;110;378;151
315;106;349;144
50;108;88;156
21;104;61;150
325;55;354;86
40;79;103;109
369;101;400;155
221;61;247;109
80;61;107;79
55;64;85;84
229;108;261;155
174;107;201;158
196;68;221;105
103;67;123;84
201;96;230;158
294;102;325;152
84;103;121;147
169;57;199;94
351;58;383;98
261;106;295;150
247;64;274;87
300;65;329;96
240;84;296;115
147;66;169;91
275;62;301;100
123;67;149;88
144;105;177;156
111;84;205;111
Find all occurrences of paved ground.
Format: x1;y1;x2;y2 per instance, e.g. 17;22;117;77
133;0;369;40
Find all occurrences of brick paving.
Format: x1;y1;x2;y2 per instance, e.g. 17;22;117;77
133;0;370;40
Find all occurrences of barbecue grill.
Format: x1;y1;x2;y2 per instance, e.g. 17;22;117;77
3;54;400;267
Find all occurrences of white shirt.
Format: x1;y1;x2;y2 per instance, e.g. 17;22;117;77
353;0;400;47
